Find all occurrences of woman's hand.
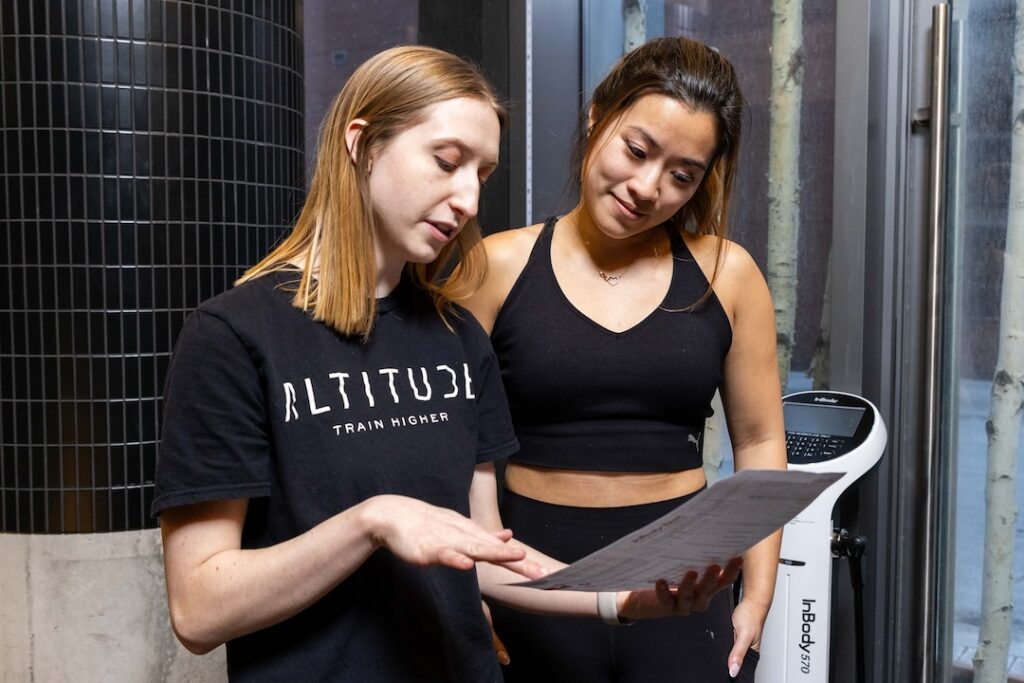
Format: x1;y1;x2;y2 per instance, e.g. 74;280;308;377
726;595;770;677
618;556;742;620
362;494;545;578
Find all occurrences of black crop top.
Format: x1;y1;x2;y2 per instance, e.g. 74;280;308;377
490;217;733;473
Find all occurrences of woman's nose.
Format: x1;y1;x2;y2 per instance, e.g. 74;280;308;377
627;167;659;201
449;174;480;220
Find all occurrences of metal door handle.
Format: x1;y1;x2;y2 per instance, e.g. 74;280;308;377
919;4;950;682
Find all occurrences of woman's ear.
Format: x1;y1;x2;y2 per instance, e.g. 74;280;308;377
344;118;369;167
587;105;596;135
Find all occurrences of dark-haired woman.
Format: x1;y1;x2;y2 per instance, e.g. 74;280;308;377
467;37;787;682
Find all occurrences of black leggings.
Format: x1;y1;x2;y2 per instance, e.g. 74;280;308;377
490;490;759;683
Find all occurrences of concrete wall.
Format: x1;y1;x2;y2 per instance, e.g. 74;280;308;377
0;530;225;682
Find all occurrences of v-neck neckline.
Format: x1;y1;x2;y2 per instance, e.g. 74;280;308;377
546;219;678;338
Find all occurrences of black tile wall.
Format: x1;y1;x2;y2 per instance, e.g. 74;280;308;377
0;0;304;533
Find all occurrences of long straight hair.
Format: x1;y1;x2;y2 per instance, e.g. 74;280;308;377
238;46;506;338
574;37;745;299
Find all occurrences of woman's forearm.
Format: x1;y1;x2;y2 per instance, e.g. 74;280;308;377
161;499;381;653
477;543;602;617
738;530;781;613
732;437;787;617
163;493;528;653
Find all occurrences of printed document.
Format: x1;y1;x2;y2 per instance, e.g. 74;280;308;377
516;469;843;591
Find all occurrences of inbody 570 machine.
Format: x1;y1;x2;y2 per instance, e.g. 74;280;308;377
755;391;887;683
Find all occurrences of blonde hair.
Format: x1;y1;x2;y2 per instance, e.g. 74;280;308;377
575;37;745;301
238;45;506;338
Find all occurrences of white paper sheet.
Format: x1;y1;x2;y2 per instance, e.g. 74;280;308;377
514;469;843;592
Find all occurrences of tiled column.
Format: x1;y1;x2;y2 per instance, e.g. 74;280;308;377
0;0;304;533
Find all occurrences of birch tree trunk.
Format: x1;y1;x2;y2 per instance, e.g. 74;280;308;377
808;252;831;390
766;0;804;393
623;0;646;52
973;2;1024;679
703;391;726;484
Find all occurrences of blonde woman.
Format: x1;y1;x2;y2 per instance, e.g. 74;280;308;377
153;46;536;681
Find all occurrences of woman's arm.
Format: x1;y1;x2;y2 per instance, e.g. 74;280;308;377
469;463;584;614
160;493;533;654
715;241;789;672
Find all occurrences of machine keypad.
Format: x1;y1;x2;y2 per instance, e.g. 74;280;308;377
785;432;850;462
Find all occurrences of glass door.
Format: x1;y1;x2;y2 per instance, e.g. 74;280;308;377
944;0;1024;679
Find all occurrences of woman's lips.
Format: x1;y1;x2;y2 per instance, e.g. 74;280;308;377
425;220;456;242
613;195;643;220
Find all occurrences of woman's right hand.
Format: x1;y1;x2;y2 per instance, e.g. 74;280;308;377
360;494;544;577
618;556;743;620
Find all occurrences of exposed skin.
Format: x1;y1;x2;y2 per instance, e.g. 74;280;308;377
464;93;787;678
351;97;502;295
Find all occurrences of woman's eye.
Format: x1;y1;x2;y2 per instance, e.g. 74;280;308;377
435;157;457;172
626;142;646;159
672;171;695;184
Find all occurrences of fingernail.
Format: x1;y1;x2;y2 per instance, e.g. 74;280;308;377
729;663;740;678
498;651;510;665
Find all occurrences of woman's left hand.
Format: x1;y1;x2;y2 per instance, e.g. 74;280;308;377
726;596;770;678
618;556;742;620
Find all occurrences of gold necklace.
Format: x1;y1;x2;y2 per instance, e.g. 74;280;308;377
577;224;661;287
598;266;630;286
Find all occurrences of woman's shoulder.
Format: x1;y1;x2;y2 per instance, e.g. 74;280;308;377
463;224;545;333
682;232;762;284
182;272;302;351
199;272;293;316
481;223;544;271
681;233;768;325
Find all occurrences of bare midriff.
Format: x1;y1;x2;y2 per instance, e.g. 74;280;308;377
504;461;707;508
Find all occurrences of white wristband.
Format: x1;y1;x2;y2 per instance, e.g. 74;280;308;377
597;591;634;626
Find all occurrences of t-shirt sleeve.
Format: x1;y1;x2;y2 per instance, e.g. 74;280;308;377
151;308;273;516
464;318;519;463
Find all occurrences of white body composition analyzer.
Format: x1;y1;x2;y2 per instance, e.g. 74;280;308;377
755;391;887;683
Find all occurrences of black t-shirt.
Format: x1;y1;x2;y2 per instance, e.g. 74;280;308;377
153;271;518;682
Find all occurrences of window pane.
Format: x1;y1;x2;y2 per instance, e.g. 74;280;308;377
947;0;1024;676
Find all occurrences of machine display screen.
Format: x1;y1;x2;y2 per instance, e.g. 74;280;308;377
784;402;865;437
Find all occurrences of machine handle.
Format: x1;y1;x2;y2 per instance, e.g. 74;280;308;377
919;4;950;682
